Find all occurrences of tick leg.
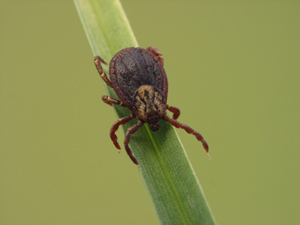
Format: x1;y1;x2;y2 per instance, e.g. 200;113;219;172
94;56;113;88
163;114;209;153
124;120;144;165
102;96;125;107
147;46;164;66
110;114;135;150
167;105;181;120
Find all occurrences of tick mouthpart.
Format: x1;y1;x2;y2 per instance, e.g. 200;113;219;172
148;115;159;124
148;115;160;131
149;122;160;131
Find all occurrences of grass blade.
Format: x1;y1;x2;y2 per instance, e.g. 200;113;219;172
73;0;217;224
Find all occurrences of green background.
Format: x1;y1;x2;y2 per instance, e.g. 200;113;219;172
1;1;299;224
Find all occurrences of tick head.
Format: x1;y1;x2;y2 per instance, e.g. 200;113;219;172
148;114;160;131
133;85;167;128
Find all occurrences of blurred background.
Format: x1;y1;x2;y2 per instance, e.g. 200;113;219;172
1;1;299;224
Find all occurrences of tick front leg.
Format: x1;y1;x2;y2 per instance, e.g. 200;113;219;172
110;114;135;149
102;96;125;107
124;120;144;165
163;114;209;154
147;46;164;66
94;56;113;88
167;105;181;120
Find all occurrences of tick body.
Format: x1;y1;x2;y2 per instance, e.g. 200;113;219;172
95;47;208;165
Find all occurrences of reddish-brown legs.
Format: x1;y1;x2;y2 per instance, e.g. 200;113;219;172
124;120;144;165
94;56;113;88
102;96;125;107
147;46;164;66
163;114;209;153
167;105;180;120
110;114;135;149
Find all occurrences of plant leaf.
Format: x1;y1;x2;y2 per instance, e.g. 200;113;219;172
73;0;217;224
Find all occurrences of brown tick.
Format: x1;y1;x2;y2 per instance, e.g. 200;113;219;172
94;47;209;165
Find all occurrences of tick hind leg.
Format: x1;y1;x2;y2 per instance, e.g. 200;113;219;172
163;114;209;154
124;120;144;165
147;46;164;66
94;56;113;88
167;105;181;120
110;114;135;150
102;96;125;107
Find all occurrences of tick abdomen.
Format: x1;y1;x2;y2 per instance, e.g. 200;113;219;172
109;47;168;110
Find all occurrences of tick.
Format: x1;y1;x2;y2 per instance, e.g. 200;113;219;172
94;46;209;165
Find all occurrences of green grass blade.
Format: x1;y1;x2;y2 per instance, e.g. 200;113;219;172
73;0;217;224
